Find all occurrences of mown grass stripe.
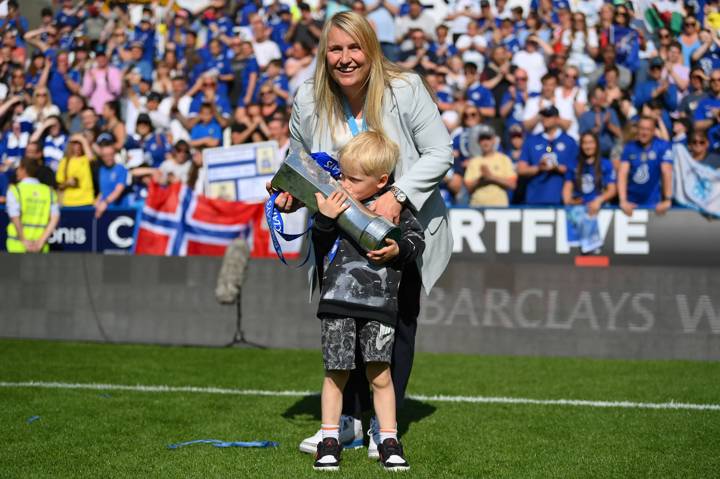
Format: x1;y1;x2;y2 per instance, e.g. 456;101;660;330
2;380;719;411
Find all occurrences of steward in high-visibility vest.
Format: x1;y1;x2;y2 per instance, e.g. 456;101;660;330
5;158;60;253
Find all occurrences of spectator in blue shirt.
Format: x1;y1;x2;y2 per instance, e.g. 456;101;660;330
229;38;260;108
633;57;678;114
127;42;154;82
202;38;235;98
517;105;578;205
188;76;232;127
579;86;622;158
132;114;171;168
132;15;157;65
190;103;223;150
693;68;720;132
618;116;673;216
500;68;530;141
38;51;81;113
465;62;496;119
399;28;439;76
562;132;617;215
54;0;83;30
429;24;458;67
679;67;709;120
0;167;8;204
254;59;290;106
269;4;293;56
28;115;67;172
0;1;29;41
95;136;128;218
495;19;522;55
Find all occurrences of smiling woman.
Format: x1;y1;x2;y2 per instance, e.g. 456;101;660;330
280;10;454;471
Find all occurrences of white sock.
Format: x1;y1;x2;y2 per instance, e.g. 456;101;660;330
321;424;340;441
379;428;398;443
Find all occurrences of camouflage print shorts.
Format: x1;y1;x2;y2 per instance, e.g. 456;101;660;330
320;318;395;371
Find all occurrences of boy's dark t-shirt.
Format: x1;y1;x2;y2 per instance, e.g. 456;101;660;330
311;202;425;327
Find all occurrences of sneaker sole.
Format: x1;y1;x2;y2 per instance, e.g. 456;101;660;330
384;465;410;472
313;465;340;471
300;438;364;455
368;449;379;459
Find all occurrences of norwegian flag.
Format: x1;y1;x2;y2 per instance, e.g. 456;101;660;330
134;182;268;257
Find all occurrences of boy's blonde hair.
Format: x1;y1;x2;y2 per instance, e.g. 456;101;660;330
338;131;399;178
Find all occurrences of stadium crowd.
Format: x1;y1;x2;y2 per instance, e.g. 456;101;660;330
0;0;719;218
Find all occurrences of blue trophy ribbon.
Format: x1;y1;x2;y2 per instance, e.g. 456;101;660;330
167;439;279;449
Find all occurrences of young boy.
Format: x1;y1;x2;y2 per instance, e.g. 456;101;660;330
310;131;424;472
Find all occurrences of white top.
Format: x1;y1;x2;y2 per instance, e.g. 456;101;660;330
252;40;282;70
159;95;192;143
554;86;587;140
561;29;598;57
21;105;61;128
512;50;547;93
445;0;480;36
395;11;438;41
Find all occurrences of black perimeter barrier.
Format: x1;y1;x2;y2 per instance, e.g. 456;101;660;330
0;208;719;360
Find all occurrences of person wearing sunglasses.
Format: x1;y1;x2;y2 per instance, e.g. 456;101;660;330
579;85;621;159
633;57;678;131
554;65;586;140
679;68;709;119
500;67;530;146
679;17;701;68
693;68;720;132
691;130;720;170
690;28;720;72
602;5;640;72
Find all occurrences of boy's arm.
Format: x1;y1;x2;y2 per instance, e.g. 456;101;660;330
391;208;425;267
311;213;340;259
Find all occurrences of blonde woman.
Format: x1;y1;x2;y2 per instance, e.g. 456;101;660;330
21;87;60;128
275;11;452;467
56;134;95;207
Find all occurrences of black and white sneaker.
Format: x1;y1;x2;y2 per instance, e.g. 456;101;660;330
313;438;342;471
377;438;410;472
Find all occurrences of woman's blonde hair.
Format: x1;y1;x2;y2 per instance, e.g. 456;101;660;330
338;131;399;178
314;11;410;139
34;87;52;106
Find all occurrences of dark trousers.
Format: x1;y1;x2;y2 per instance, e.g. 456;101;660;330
342;263;422;418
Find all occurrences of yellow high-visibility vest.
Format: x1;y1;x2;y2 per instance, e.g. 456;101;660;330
6;182;55;253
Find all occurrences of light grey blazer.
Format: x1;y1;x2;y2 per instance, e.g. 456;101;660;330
289;73;453;293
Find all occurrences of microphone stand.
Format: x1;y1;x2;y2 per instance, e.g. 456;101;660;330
226;289;266;348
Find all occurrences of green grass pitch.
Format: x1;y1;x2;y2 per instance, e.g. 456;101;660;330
1;339;719;478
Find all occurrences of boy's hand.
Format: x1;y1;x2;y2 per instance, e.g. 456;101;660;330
367;238;399;264
315;190;350;219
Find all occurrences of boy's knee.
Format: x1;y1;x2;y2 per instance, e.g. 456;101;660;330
366;363;392;389
326;370;350;387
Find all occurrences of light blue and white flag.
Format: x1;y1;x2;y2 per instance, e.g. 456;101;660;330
672;145;720;218
566;205;603;254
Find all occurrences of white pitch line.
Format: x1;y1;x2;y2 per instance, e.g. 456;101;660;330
1;381;719;412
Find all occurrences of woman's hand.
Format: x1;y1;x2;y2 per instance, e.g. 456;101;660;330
369;191;402;225
620;199;636;217
367;238;399;264
655;198;672;215
315;190;350;219
586;197;603;216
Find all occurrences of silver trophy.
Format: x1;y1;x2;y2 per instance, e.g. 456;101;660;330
271;150;401;252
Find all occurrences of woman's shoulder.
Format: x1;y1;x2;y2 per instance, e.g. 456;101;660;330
294;79;316;105
388;71;426;98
